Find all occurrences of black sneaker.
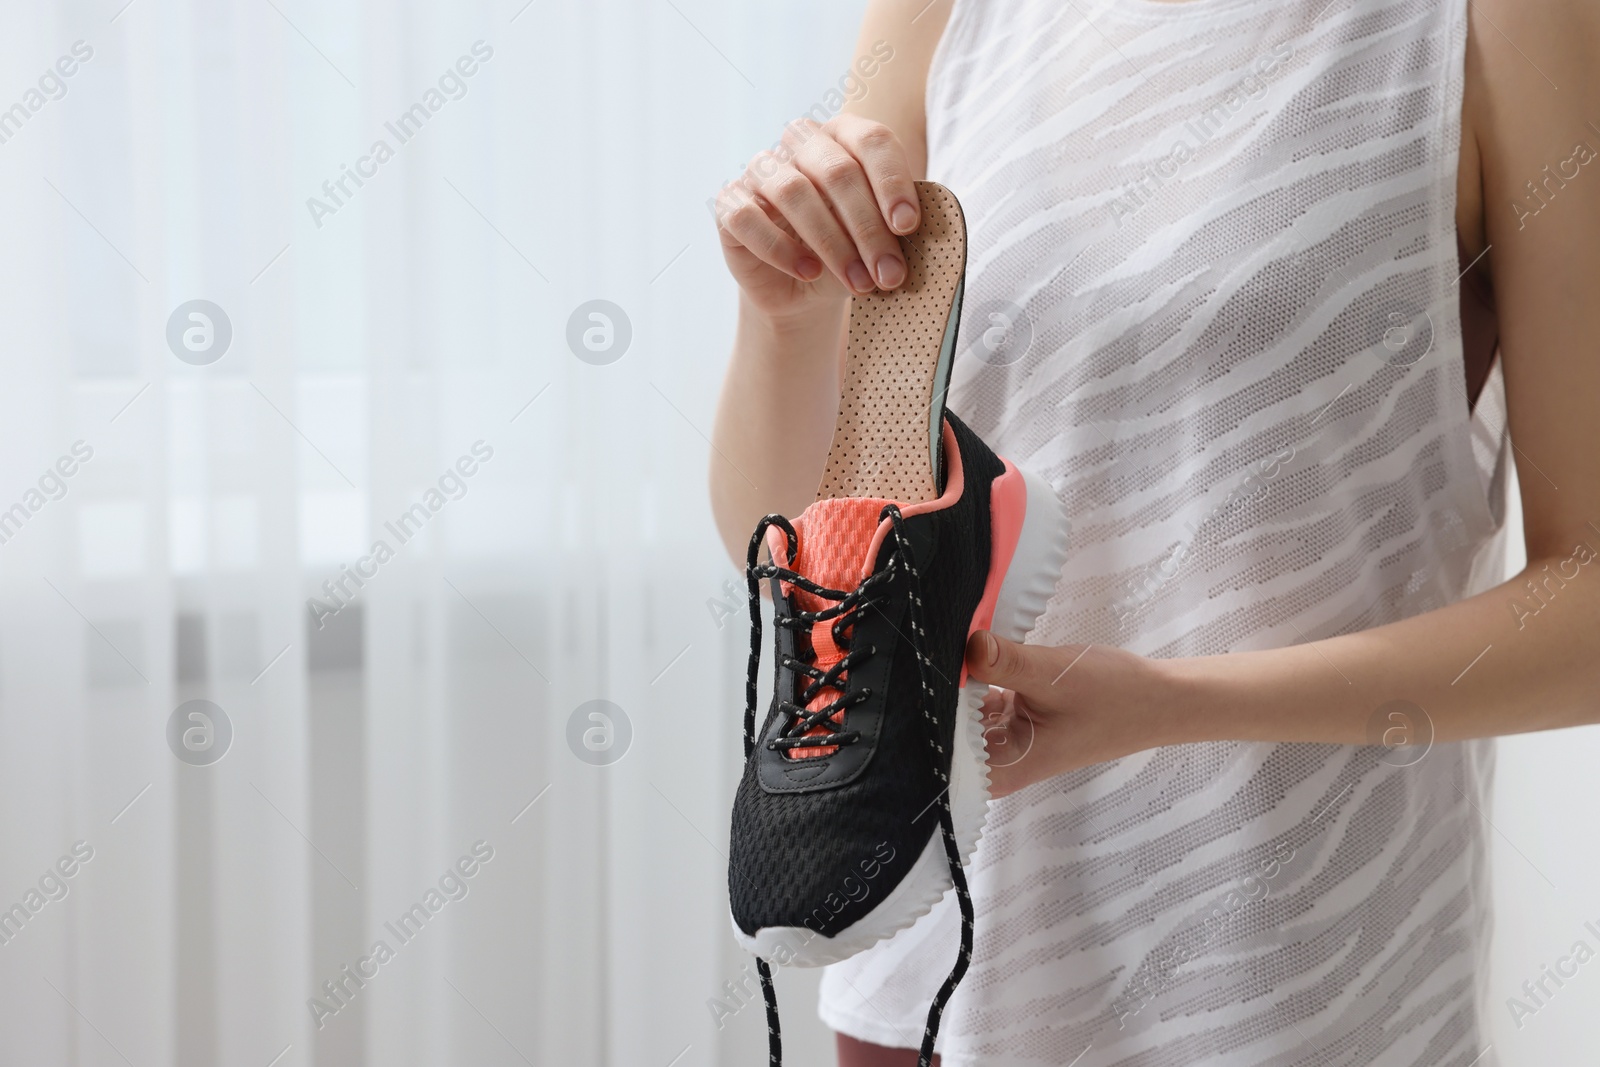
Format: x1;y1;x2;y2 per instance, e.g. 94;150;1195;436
730;411;1068;1062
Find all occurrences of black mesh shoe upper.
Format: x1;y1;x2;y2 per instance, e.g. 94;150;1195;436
729;412;1004;939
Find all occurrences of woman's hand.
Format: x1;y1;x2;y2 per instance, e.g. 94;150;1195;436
714;114;922;326
966;630;1182;797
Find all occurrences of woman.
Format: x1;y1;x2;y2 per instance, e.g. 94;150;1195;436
710;0;1599;1063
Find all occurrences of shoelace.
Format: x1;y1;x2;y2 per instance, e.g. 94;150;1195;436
748;520;892;756
742;506;976;1067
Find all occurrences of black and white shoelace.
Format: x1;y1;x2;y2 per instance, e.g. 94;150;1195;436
742;507;976;1067
746;515;887;756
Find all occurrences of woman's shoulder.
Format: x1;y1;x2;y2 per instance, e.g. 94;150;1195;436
1460;0;1598;257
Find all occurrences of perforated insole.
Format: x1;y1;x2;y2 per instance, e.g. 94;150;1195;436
816;181;967;503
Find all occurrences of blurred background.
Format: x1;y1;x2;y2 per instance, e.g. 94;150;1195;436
0;1;1595;1065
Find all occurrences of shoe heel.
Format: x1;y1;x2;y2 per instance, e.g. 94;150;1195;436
991;466;1070;643
944;465;1067;881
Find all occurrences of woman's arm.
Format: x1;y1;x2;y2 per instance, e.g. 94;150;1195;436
707;1;952;561
971;0;1600;796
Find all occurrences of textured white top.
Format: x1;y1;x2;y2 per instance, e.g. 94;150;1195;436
818;0;1514;1063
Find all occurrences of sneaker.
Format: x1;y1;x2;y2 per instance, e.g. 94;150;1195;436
727;182;1070;1065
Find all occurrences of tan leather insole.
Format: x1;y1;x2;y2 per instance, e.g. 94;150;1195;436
816;181;967;503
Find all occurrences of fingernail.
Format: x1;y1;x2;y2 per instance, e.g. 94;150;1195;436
846;260;874;293
890;201;918;233
875;255;905;288
795;255;822;280
980;631;999;667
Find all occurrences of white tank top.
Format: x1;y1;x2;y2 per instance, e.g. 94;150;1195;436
819;1;1513;1064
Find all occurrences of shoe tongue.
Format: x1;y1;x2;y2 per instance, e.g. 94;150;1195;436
782;497;894;614
772;496;895;759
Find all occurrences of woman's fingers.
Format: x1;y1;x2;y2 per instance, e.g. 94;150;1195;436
718;118;918;295
969;638;1170;794
966;630;1068;699
717;182;823;282
793;124;907;289
827;114;921;236
750;142;872;293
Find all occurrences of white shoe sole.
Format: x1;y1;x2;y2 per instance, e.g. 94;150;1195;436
733;465;1070;967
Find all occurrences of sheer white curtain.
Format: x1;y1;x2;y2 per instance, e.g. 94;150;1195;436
2;2;1594;1066
0;1;857;1064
